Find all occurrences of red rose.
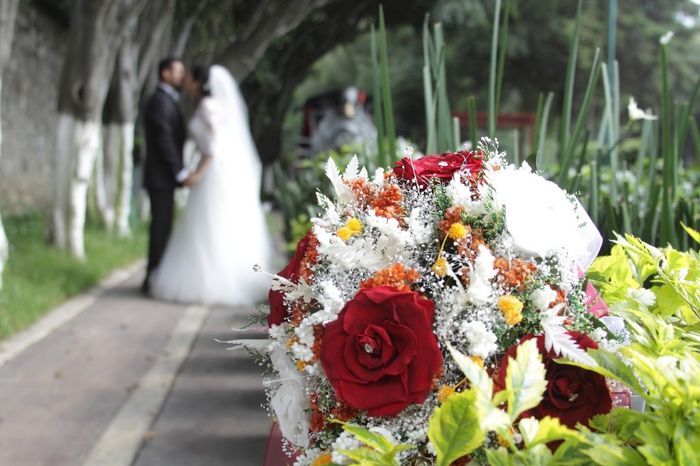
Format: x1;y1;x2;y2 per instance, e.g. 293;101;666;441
393;151;483;187
321;286;443;417
497;332;611;428
268;231;314;327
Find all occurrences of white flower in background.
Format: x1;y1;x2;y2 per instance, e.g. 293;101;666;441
446;173;486;216
530;286;558;312
461;320;498;358
660;31;674;44
488;166;602;269
268;344;311;448
627;97;657;121
627;287;656;309
466;245;497;305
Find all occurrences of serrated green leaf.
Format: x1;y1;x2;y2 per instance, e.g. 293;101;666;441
675;436;700;466
556;349;645;395
602;409;647;443
341;424;394;454
447;343;511;431
485;447;513;466
428;389;486;466
339;447;386;465
584;443;648;466
519;416;581;448
506;338;547;421
681;222;700;245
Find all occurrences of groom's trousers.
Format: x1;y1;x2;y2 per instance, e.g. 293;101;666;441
146;188;175;278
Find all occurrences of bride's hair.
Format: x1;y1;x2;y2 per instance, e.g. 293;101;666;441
190;65;212;97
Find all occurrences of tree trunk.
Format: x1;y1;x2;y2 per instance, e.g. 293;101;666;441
216;0;330;81
0;78;9;288
52;0;146;259
0;0;19;287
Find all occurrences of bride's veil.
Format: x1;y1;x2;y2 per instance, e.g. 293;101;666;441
207;64;263;183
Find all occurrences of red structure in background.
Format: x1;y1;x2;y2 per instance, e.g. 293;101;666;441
453;112;537;149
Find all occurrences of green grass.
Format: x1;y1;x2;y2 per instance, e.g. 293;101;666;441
0;211;147;340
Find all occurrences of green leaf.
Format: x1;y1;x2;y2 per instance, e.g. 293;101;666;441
584;444;648;466
341;424;395;454
428;389;486;466
681;222;700;245
485;447;514;466
595;409;646;443
675;436;700;466
447;343;511;431
556;349;645;395
518;416;581;448
339;447;389;465
506;338;547;421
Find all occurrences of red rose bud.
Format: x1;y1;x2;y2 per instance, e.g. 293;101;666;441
393;151;483;188
321;286;443;417
268;231;314;327
497;332;612;428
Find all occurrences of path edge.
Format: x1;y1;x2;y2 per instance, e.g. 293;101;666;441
0;259;146;367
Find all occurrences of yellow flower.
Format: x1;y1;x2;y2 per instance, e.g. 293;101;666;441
311;452;333;466
432;256;448;277
470;355;484;368
498;295;524;326
336;226;353;241
346;217;363;233
448;222;467;240
437;385;456;403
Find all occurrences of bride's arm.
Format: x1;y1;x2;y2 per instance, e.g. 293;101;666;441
186;154;212;185
186;99;216;186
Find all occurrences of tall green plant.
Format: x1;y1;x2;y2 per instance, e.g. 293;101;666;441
370;6;397;167
423;18;459;153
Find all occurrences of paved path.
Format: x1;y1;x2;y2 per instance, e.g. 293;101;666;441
0;264;272;466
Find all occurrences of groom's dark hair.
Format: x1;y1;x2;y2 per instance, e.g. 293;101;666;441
158;57;182;80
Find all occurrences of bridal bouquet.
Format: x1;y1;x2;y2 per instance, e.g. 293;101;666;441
262;139;618;465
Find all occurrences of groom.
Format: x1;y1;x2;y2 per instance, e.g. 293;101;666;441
141;57;190;294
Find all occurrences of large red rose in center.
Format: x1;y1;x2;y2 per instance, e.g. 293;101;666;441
321;286;442;417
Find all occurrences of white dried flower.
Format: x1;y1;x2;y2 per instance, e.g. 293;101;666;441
530;286;558;312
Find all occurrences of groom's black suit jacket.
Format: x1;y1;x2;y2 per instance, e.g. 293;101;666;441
143;87;186;190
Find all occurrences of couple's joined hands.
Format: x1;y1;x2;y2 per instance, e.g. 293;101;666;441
184;171;202;187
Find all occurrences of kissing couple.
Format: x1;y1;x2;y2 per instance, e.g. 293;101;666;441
141;58;273;306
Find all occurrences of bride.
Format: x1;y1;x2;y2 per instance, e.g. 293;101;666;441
150;65;274;305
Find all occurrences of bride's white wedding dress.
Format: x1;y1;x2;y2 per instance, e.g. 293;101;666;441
151;65;273;305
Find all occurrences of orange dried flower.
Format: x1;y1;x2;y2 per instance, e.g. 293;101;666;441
494;257;537;291
311;453;333;466
361;263;420;291
455;228;484;261
439;207;464;236
299;234;320;283
437;385;456;403
371;183;405;220
331;402;359;421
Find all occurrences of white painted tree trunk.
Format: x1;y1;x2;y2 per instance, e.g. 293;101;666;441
93;136;113;229
0;78;8;288
53;113;101;259
115;122;134;237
